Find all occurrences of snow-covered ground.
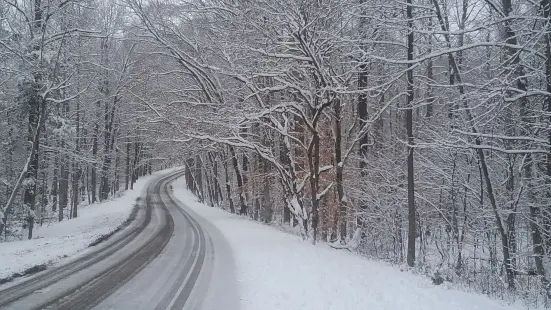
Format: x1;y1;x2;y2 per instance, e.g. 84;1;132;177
0;173;159;281
172;177;530;310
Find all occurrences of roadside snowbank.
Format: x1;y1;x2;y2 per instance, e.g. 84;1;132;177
172;177;528;310
0;173;158;281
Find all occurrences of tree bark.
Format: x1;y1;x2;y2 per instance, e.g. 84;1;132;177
405;0;416;267
131;141;140;189
229;146;247;214
195;154;204;202
308;131;321;243
357;0;369;232
0;111;14;236
91;100;100;202
71;98;81;218
280;133;292;224
24;98;40;238
125;139;131;190
222;151;235;213
334;98;347;242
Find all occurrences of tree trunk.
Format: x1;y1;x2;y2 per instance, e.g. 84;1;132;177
125;140;131;190
114;142;120;193
1;111;14;236
91;100;100;202
209;152;223;207
24;100;40;239
59;148;69;222
241;127;250;215
542;0;551;261
229;146;247;214
133;141;140;189
72;99;81;218
23;0;46;239
477;144;515;289
279;133;292;224
308;132;321;243
100;101;113;201
6;99;44;240
185;158;195;192
405;0;416;267
357;0;369;231
261;159;273;223
334;98;347;242
223;151;235;213
202;156;214;206
425;20;434;118
195;154;204;202
52;153;59;212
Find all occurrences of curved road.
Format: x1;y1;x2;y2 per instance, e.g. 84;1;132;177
0;170;237;310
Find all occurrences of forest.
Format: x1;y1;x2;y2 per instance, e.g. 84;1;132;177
1;0;551;307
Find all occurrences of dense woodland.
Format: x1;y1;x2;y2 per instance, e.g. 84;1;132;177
2;0;551;307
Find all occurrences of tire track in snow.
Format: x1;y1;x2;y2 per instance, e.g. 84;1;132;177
155;185;207;310
0;171;178;309
33;172;182;310
0;170;211;310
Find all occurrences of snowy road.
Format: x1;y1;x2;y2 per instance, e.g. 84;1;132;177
0;170;235;310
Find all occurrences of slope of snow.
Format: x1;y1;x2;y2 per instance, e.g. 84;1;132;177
172;177;530;310
0;173;160;280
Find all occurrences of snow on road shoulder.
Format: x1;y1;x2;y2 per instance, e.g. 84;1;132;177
0;172;160;281
172;178;529;310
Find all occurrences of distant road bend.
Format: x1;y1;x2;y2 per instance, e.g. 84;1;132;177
0;170;230;310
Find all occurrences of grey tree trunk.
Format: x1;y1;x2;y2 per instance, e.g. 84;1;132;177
125;139;131;190
279;134;292;224
195;155;204;202
357;0;369;232
23;0;46;239
1;111;14;237
222;151;235;214
405;0;416;267
71;98;81;218
59;146;69;222
91;100;100;202
229;146;247;214
308;131;320;243
23;101;40;239
52;154;59;212
131;141;140;190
